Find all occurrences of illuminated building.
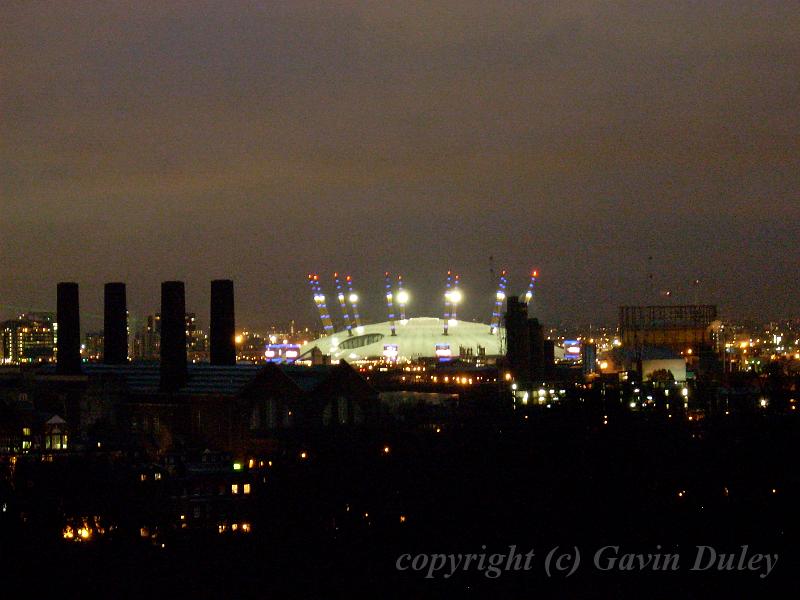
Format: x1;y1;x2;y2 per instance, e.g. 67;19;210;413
0;313;56;365
299;317;502;363
236;330;267;362
136;313;208;362
82;332;104;362
264;343;301;363
140;314;161;359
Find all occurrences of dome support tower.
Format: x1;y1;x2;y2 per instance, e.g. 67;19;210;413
384;271;397;336
308;273;334;336
524;270;538;306
333;272;353;336
489;269;508;335
345;275;361;329
443;270;453;335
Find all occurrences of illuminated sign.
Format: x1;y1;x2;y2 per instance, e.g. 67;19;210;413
564;340;581;359
435;343;452;361
265;344;301;364
383;344;399;360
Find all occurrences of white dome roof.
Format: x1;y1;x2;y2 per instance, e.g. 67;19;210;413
299;317;503;362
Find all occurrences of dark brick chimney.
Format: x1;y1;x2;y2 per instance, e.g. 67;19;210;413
160;281;187;391
103;282;128;364
210;279;236;366
56;282;81;374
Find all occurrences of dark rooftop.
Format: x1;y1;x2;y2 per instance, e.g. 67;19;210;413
37;363;346;396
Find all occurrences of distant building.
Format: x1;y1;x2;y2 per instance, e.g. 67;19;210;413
300;317;503;364
0;313;57;365
618;305;721;378
83;332;104;362
237;330;267;362
619;305;718;353
185;314;209;363
143;314;161;360
134;313;208;362
603;346;688;382
582;343;597;376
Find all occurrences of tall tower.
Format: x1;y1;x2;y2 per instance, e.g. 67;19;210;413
384;272;397;336
56;282;81;374
210;279;236;365
442;270;453;335
333;272;353;336
504;296;530;382
450;274;462;321
160;281;188;391
345;275;362;329
396;274;408;321
308;274;334;335
524;270;538;306
489;269;508;335
103;282;128;364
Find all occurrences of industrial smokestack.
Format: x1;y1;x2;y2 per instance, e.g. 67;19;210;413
103;282;128;364
56;282;81;374
210;279;236;366
160;281;187;391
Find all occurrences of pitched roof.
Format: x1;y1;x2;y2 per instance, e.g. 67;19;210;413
279;364;340;392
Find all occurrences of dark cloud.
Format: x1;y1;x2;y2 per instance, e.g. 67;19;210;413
2;1;798;330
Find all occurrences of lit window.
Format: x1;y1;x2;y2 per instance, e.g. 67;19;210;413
243;483;251;495
154;472;162;481
231;484;239;495
22;427;31;436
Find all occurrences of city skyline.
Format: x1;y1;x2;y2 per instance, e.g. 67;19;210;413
2;2;799;329
0;269;796;336
1;4;798;594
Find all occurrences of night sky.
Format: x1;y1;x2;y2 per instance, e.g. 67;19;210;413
2;2;798;331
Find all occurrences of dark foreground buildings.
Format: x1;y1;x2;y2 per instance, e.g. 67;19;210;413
503;295;554;384
0;281;378;458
